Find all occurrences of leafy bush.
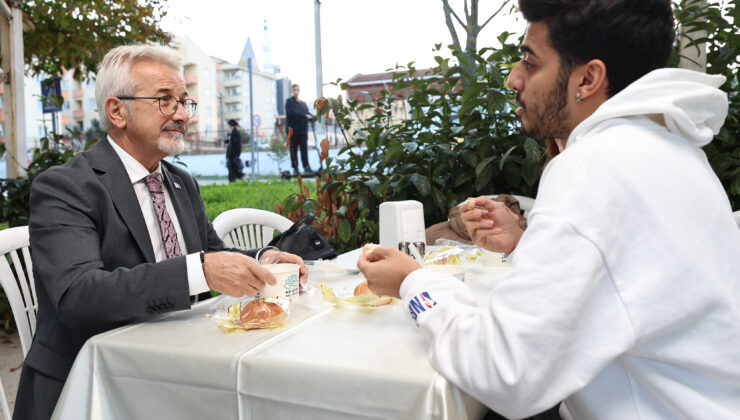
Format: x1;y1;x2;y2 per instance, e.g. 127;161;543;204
290;34;538;252
674;0;740;210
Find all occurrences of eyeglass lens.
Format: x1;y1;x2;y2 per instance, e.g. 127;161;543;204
160;96;196;117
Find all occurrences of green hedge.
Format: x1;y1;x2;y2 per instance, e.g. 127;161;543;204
200;179;313;222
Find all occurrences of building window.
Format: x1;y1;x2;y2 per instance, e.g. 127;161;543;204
62;80;70;90
37;100;43;110
0;124;5;137
38;125;45;137
63;100;70;111
226;86;241;96
89;98;96;109
205;106;212;117
226;103;242;113
203;69;210;79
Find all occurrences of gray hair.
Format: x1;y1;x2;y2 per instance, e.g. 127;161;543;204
95;44;184;131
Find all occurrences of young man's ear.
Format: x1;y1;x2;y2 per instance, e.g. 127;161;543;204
575;59;609;101
105;97;130;129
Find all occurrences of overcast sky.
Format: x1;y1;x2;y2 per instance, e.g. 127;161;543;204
160;0;525;100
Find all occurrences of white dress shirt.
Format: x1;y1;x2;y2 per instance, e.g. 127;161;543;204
109;136;209;296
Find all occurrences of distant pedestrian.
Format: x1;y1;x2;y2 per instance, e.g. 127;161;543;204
285;84;314;174
226;119;243;182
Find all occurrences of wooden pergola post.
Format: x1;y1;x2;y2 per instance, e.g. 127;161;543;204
0;0;27;178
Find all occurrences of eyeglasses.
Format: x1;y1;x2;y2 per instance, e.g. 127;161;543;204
116;95;197;118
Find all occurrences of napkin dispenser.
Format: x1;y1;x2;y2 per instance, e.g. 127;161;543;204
379;200;426;248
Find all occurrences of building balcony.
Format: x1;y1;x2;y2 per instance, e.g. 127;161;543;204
73;110;84;119
72;89;84;98
185;75;198;85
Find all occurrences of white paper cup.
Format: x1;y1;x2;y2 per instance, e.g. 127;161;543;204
257;263;300;300
426;265;465;281
482;250;510;267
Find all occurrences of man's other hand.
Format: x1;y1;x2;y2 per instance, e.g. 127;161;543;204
202;252;276;297
460;196;524;254
357;247;421;298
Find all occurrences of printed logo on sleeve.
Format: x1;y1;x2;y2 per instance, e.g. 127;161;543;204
408;291;437;322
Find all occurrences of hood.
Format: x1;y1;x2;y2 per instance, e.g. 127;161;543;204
568;68;728;147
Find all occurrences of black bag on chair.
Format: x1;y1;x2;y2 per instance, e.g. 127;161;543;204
267;214;337;260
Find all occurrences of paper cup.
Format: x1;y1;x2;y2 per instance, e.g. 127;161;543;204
482;250;510;267
426;265;465;281
257;263;300;300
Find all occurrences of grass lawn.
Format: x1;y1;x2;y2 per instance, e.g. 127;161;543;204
199;178;315;222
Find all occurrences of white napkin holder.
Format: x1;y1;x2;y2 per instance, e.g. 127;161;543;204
379;200;426;248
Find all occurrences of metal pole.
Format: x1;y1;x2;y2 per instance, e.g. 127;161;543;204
314;0;323;99
248;57;256;181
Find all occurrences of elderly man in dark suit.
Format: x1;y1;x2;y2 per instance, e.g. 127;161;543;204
13;44;307;420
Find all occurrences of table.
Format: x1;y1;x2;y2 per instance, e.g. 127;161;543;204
52;248;510;420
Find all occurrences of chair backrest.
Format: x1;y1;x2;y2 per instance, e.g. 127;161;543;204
212;208;294;250
0;226;36;357
734;211;740;228
457;194;536;218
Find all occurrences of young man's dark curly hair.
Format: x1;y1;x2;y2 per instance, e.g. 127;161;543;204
518;0;675;96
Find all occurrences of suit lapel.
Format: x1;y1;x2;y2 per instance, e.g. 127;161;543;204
161;165;201;253
90;137;157;263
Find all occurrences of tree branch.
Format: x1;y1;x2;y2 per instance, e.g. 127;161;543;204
479;0;509;31
441;0;463;50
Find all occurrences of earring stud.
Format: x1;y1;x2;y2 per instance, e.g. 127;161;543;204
576;91;584;103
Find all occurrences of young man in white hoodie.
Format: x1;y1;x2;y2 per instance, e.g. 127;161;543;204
358;0;740;419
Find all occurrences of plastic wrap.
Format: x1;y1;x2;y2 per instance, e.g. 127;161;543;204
209;296;290;332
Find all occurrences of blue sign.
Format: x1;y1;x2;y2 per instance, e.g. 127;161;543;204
41;78;62;114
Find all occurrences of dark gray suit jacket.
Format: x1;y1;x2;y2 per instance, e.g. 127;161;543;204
17;137;252;417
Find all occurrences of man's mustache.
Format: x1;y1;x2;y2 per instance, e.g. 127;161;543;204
516;93;526;110
162;122;186;132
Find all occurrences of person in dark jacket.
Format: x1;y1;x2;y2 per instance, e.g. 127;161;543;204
226;119;243;182
285;84;314;174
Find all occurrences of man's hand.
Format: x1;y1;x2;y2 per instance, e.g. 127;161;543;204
260;249;308;285
460;196;524;254
357;247;422;298
202;252;276;297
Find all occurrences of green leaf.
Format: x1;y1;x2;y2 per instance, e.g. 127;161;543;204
338;219;352;244
384;142;404;165
336;205;348;217
402;142;419;153
475;156;496;176
410;173;431;196
499;145;518;170
462;150;478;167
475;163;494;192
502;161;522;187
523;138;542;161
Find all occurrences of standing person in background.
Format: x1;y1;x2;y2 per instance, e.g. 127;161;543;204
285;84;313;174
226;119;243;182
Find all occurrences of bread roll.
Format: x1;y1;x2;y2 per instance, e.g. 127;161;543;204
362;243;379;257
239;299;286;329
353;281;392;306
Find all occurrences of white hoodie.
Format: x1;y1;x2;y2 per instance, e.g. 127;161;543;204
400;68;740;419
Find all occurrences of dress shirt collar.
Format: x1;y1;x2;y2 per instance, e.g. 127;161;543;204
108;135;163;183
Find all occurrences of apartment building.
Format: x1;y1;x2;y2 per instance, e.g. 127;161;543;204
174;36;220;143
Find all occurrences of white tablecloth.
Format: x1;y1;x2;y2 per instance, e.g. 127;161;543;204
52;249;510;420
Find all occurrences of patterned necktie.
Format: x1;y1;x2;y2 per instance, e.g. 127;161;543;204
144;172;182;259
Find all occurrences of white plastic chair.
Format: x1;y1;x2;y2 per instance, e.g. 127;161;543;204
212;208;294;250
458;194;536;218
0;226;36;420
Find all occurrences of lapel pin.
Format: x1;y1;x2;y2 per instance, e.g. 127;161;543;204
174;182;182;190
